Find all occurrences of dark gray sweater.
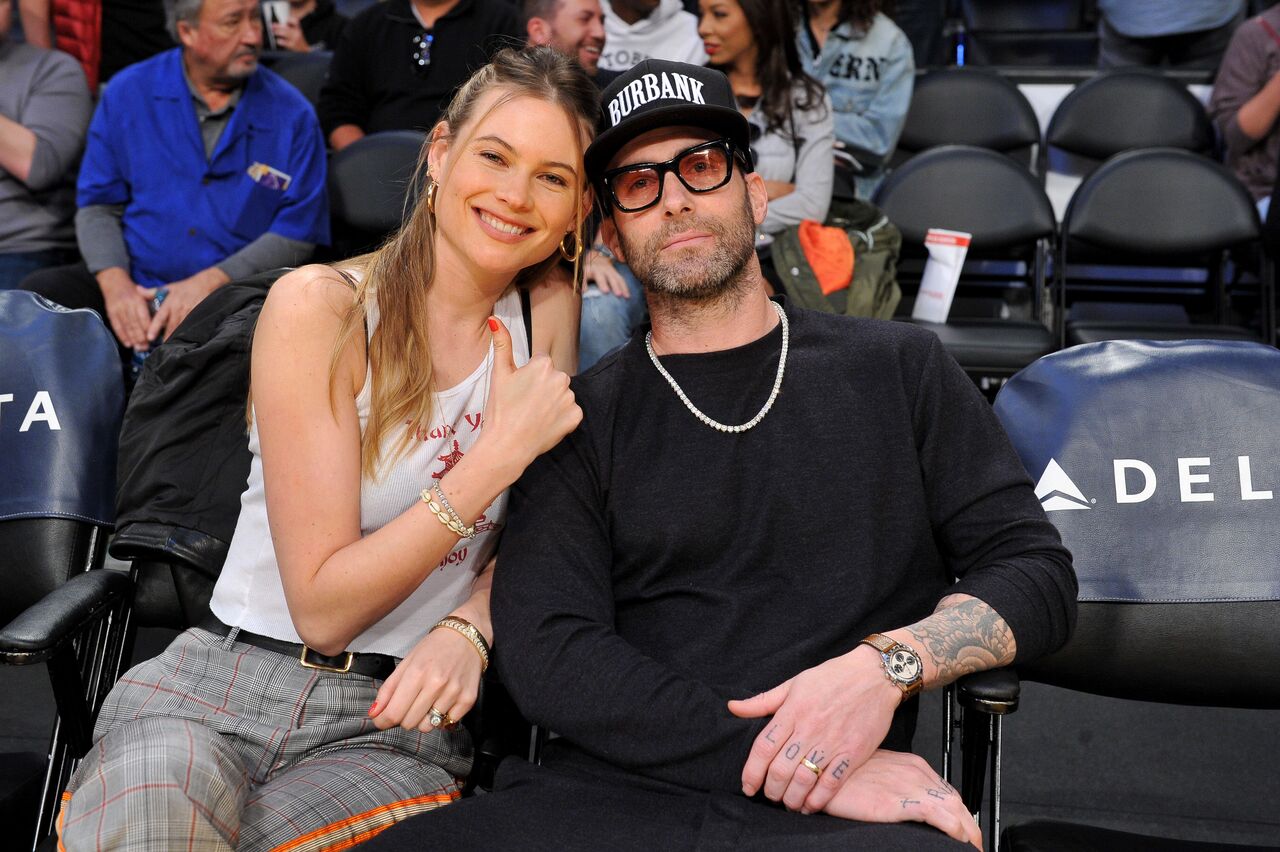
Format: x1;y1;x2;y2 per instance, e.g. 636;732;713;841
492;300;1076;795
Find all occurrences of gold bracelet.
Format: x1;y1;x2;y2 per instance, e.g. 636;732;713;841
432;616;490;673
432;483;476;540
420;488;474;538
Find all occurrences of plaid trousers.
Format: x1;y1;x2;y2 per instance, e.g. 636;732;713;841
58;627;471;852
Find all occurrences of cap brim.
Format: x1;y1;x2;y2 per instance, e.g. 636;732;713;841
584;103;752;181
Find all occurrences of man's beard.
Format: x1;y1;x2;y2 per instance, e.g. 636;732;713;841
616;190;757;303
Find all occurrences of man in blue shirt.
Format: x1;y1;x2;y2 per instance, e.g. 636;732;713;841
21;0;328;364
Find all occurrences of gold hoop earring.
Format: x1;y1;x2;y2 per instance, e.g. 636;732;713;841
559;230;582;263
426;182;438;216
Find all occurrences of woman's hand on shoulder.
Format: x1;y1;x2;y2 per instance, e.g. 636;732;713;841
368;624;484;732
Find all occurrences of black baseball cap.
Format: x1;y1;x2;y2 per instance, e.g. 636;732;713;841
583;59;753;181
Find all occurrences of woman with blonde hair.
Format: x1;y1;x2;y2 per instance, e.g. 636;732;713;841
57;45;597;851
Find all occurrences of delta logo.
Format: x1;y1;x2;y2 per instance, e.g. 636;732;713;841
1033;456;1274;512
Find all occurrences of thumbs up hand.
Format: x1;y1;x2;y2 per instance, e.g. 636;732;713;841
480;315;582;473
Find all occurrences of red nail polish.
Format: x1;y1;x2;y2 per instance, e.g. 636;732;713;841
368;701;379;716
487;317;499;332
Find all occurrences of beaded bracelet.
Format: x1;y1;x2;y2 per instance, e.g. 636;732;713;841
432;616;490;673
420;488;475;539
432;483;476;540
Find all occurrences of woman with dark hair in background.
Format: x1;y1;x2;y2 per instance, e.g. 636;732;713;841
797;0;913;199
699;0;834;242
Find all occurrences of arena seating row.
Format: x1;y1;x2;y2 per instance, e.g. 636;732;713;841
958;0;1101;67
5;290;1278;851
895;66;1214;182
874;143;1274;394
947;0;1280;68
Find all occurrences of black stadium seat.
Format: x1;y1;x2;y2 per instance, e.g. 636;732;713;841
960;0;1098;66
329;130;427;234
327;130;427;257
0;292;131;851
1057;148;1276;346
269;49;332;106
1043;68;1215;172
963;339;1280;852
894;68;1042;172
874;144;1058;393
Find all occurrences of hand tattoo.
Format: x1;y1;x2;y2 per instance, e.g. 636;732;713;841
905;595;1015;685
900;798;921;808
785;743;801;760
808;749;825;764
927;788;949;800
831;759;850;780
765;725;778;744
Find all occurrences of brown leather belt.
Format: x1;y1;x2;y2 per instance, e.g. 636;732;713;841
198;614;398;680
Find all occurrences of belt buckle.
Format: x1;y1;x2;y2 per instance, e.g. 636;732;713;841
299;644;354;673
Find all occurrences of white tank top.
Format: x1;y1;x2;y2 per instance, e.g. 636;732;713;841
210;285;529;657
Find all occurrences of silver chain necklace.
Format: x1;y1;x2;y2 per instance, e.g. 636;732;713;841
644;301;788;434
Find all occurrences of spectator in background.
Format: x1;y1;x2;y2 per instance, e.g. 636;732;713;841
798;0;913;199
599;0;705;71
526;0;640;369
319;0;523;151
700;0;833;242
0;0;91;289
271;0;349;52
20;0;327;364
1097;0;1245;70
525;0;613;83
1209;4;1280;218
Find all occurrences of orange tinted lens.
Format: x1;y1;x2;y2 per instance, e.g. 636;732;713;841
678;147;729;190
613;167;661;209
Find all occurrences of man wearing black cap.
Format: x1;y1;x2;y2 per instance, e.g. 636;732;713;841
363;60;1075;851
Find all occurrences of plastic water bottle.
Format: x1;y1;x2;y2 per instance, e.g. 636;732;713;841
129;286;168;382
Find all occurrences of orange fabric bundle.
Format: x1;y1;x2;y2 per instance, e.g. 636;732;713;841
797;219;854;296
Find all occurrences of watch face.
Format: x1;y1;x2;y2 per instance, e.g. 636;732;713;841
888;648;922;684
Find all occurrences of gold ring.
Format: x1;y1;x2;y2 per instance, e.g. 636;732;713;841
802;758;822;777
427;708;445;728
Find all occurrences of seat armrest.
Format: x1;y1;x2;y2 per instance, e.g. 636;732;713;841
956;668;1021;715
109;522;227;579
0;569;132;664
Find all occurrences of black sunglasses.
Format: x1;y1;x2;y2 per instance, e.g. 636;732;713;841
601;139;749;213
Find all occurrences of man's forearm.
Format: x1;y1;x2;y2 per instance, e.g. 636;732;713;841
890;593;1016;688
1236;73;1280;143
0;114;38;183
215;232;314;281
76;204;131;274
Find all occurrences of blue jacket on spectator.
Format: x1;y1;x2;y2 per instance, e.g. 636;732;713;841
797;11;913;198
76;48;329;289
